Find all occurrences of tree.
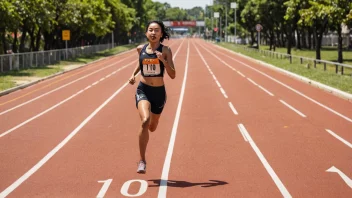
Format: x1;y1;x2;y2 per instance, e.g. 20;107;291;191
299;0;330;60
0;0;21;53
326;0;352;63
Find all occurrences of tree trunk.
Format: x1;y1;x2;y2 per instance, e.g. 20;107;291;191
287;24;292;55
0;29;7;54
276;30;281;47
308;28;312;49
34;27;42;51
296;29;301;49
12;30;18;53
29;28;35;52
337;25;343;63
301;29;307;49
314;24;321;60
19;27;27;53
250;31;255;45
271;31;276;51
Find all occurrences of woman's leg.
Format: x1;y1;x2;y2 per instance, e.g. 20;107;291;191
149;113;161;132
137;100;151;162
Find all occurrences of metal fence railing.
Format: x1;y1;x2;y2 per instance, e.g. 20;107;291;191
0;43;114;72
236;45;352;76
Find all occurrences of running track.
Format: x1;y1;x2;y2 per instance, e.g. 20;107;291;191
0;38;351;198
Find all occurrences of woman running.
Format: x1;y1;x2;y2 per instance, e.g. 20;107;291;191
128;21;176;174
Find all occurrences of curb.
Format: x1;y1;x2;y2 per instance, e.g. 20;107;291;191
0;48;135;97
214;44;352;102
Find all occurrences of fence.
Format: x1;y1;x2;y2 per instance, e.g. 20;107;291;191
236;45;352;76
0;43;114;72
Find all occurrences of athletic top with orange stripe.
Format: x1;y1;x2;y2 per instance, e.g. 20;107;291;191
139;44;165;77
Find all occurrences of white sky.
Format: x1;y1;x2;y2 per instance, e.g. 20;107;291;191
152;0;212;9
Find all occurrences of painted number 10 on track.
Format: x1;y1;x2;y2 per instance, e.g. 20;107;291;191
97;179;148;197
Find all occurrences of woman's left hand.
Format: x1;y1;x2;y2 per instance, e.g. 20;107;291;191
156;51;166;63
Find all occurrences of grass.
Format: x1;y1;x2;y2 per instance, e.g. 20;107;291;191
218;43;352;94
0;44;139;92
264;45;352;65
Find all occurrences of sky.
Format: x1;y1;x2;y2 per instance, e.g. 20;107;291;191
152;0;212;9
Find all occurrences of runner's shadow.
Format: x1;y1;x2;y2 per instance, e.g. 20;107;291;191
148;179;228;188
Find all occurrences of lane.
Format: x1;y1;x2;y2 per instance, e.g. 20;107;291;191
0;49;136;108
199;41;352;143
0;59;137;192
164;40;285;197
199;41;352;145
0;58;138;137
0;52;135;115
195;40;352;197
0;41;178;135
0;39;186;197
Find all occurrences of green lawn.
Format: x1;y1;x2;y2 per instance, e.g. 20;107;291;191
218;43;352;94
260;45;352;65
0;44;139;91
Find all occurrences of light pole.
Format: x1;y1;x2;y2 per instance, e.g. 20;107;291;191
231;2;238;44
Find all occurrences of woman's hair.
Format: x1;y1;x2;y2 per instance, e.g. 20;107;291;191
145;20;170;43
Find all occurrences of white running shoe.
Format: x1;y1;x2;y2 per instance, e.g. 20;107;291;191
137;160;146;174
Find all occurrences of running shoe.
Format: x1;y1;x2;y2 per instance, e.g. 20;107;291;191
137;160;146;174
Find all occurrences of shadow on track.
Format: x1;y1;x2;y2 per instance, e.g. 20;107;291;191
148;179;228;188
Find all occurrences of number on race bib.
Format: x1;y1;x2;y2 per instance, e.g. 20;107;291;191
142;59;161;76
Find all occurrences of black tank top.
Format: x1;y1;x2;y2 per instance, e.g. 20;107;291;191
139;44;165;77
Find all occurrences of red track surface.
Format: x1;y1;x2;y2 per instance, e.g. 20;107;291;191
1;38;351;198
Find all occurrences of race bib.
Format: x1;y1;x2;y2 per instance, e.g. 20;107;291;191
142;58;161;76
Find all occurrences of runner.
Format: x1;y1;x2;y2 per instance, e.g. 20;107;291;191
128;20;176;174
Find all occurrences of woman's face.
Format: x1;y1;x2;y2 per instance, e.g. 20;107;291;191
146;23;163;42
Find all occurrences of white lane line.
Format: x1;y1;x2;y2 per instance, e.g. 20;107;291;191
193;43;229;100
237;123;248;141
0;82;129;198
84;85;92;90
0;62;135;138
0;55;135;116
279;100;306;118
258;85;275;96
247;78;258;86
237;124;292;198
158;40;189;197
237;71;245;77
228;102;238;115
215;80;221;88
220;88;228;98
200;42;352;123
247;78;274;96
326;129;352;149
92;81;99;86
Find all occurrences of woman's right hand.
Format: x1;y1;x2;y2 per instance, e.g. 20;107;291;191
128;75;135;85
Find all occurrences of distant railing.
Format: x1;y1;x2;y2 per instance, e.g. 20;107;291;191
235;45;352;76
0;43;114;72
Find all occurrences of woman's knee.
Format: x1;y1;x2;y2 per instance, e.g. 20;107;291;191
149;121;159;132
141;117;150;129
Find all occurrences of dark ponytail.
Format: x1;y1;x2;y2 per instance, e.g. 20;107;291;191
145;20;170;43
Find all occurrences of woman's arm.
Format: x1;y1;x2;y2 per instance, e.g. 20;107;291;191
128;45;143;85
160;46;175;79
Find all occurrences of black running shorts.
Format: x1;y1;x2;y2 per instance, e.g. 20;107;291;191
135;82;166;114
